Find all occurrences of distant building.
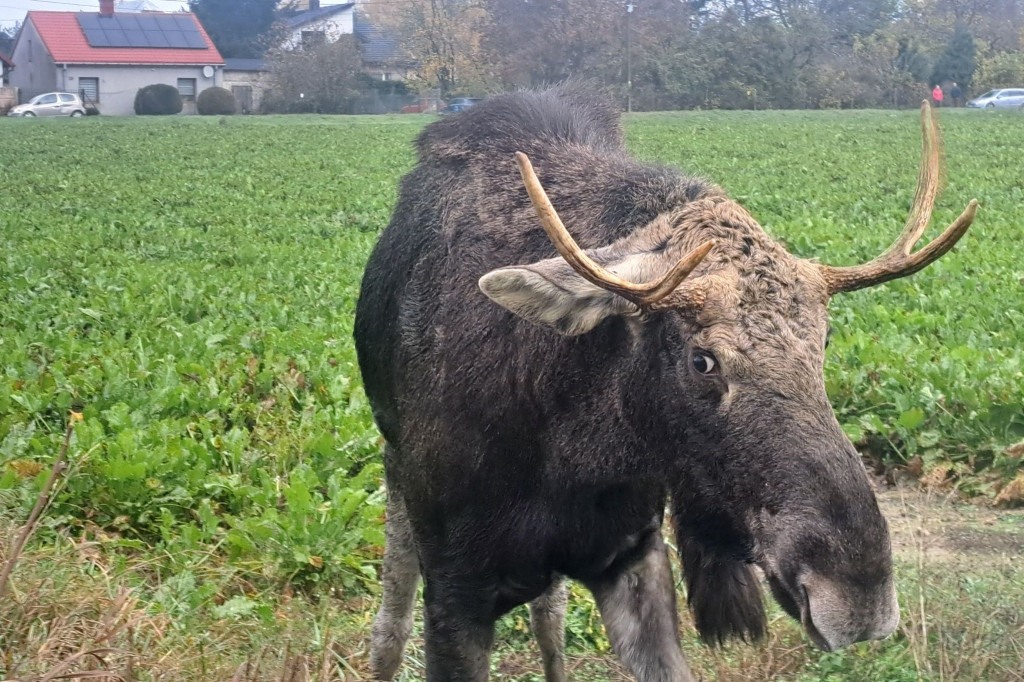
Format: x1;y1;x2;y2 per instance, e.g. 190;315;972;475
275;0;411;82
278;0;352;11
353;12;413;83
115;0;164;11
223;58;270;114
280;2;355;52
7;0;224;115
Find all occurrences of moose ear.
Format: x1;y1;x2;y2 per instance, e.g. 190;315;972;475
479;257;638;336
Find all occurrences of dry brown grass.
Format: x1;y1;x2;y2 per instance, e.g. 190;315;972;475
890;488;1024;682
3;487;1023;681
0;522;360;682
1;535;161;681
687;621;810;682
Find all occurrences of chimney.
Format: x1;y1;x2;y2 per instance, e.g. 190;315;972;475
99;0;114;16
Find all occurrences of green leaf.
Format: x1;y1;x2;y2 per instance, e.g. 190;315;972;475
211;595;258;620
897;408;925;431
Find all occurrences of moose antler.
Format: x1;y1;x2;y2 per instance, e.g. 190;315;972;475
515;152;715;311
821;102;978;294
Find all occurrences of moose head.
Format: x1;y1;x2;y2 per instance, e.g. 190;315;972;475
480;102;975;650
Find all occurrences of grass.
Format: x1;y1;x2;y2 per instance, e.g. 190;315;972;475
1;109;1022;680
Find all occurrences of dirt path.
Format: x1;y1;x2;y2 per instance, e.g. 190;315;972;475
879;486;1024;563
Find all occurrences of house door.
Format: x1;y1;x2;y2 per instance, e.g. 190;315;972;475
232;86;253;114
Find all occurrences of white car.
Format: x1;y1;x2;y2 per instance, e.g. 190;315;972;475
7;92;87;117
966;88;1024;110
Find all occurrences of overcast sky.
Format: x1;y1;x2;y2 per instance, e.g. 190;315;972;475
1;1;188;28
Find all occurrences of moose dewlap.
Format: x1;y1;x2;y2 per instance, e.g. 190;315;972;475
353;85;976;682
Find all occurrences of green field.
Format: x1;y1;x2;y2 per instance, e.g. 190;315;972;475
1;110;1023;681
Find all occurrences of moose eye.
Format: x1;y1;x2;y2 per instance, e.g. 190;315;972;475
693;352;717;375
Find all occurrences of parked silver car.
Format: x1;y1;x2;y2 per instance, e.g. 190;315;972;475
7;92;87;117
966;88;1024;109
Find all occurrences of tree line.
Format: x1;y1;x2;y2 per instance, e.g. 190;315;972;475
192;0;1023;109
6;0;1014;110
371;0;1024;108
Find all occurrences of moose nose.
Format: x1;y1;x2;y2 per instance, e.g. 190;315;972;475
800;574;900;651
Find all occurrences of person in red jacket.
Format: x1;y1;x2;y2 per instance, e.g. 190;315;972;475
932;84;944;107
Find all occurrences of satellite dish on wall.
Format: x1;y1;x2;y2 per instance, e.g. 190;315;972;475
203;66;214;78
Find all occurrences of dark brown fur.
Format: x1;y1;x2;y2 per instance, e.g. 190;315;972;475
355;85;897;682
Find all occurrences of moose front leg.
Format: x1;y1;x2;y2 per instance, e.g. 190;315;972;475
422;575;498;682
586;532;694;682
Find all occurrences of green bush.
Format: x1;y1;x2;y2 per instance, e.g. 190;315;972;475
973;52;1024;96
134;84;183;116
197;86;237;116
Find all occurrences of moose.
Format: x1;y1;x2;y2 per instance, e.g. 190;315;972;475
353;86;976;682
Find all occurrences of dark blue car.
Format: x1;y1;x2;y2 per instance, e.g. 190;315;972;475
444;97;483;113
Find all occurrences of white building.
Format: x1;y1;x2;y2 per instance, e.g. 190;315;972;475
280;2;355;52
115;1;165;11
7;0;225;115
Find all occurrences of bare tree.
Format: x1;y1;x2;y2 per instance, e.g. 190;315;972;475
371;0;490;96
264;36;364;113
0;22;19;57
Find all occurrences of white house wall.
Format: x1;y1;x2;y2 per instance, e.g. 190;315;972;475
8;20;58;101
281;9;354;50
62;64;224;115
278;0;354;9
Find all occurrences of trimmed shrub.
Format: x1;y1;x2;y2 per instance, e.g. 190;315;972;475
197;86;237;116
134;84;183;116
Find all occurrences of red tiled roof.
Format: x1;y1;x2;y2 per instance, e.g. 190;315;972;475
27;11;224;65
0;53;13;68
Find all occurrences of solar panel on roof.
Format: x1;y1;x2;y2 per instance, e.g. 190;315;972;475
87;29;109;47
124;30;148;47
143;30;169;48
118;15;141;30
136;15;160;30
78;14;101;30
76;13;207;50
184;32;207;49
162;31;184;48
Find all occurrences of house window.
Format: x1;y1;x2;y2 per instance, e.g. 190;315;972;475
79;77;99;103
177;78;197;101
302;30;326;50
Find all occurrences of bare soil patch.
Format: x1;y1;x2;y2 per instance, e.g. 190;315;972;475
879;486;1024;562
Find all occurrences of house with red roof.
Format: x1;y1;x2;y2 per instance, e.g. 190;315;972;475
7;0;224;115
